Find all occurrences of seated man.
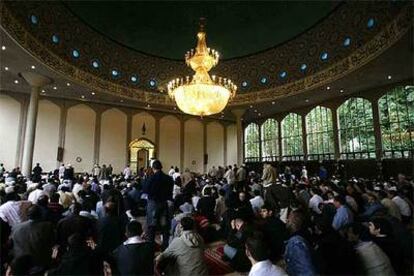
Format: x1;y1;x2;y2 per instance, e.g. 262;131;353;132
246;235;287;276
113;220;154;276
223;217;253;272
155;217;208;276
259;204;287;261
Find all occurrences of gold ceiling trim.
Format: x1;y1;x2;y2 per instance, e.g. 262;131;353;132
0;3;411;107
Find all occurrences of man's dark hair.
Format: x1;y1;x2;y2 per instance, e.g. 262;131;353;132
260;202;274;213
219;189;226;196
180;216;194;231
333;195;346;205
347;222;370;241
311;188;320;195
246;234;269;262
253;190;260;196
9;255;34;276
27;205;42;221
152;160;162;170
126;220;143;237
68;233;86;248
70;202;82;215
204;187;211;196
50;193;60;203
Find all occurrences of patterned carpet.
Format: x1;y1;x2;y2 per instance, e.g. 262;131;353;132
203;241;234;275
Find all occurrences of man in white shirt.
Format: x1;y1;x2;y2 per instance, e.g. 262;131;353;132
58;164;65;180
172;167;181;182
168;166;175;177
123;165;132;179
388;189;411;223
246;236;287;276
224;166;235;185
309;188;323;214
250;190;264;216
28;183;45;204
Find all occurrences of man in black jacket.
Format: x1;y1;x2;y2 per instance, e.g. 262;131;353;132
143;160;174;250
112;220;154;276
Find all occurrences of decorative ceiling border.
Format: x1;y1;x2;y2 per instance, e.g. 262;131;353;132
0;2;411;107
232;5;412;106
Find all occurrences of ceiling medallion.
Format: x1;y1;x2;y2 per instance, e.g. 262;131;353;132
167;18;237;116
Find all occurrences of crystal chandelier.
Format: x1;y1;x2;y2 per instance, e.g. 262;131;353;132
167;19;237;116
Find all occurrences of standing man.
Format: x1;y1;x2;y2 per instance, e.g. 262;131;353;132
123;165;132;180
58;164;65;180
143;160;174;250
32;163;43;183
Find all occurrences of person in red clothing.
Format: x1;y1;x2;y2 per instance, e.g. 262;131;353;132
47;193;64;223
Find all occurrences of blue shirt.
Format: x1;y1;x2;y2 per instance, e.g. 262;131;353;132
332;205;353;230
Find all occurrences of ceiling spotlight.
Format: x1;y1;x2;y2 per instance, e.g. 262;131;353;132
254;109;257;113
4;67;9;71
41;89;45;93
173;107;177;110
66;82;71;86
326;86;331;90
387;75;392;80
14;80;19;84
81;95;85;99
250;105;253;108
340;89;344;93
1;46;5;51
120;100;124;103
258;113;262;116
305;99;309;103
31;65;36;70
272;101;275;105
147;104;151;108
91;92;95;95
53;86;57;90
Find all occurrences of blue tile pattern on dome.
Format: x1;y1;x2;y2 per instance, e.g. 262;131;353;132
343;37;351;47
111;69;119;77
279;71;287;79
52;34;59;44
300;64;307;72
130;75;138;83
72;49;80;58
92;60;100;68
149;79;157;87
320;52;329;61
30;15;38;25
367;18;375;29
260;77;268;84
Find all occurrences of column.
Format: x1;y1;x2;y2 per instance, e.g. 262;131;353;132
155;116;160;159
301;115;308;161
56;104;68;168
331;108;340;160
180;118;185;172
93;110;102;165
231;109;245;165
371;100;383;160
20;72;52;176
203;122;207;173
16;98;29;168
126;113;132;166
223;124;228;166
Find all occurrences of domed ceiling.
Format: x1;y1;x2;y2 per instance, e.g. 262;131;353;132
64;1;338;60
0;0;412;119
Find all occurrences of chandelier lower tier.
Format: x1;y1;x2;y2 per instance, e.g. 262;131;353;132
167;20;237;117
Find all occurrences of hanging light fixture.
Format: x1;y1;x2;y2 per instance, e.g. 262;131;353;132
167;18;237;117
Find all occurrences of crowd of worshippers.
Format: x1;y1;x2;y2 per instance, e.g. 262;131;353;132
0;161;413;276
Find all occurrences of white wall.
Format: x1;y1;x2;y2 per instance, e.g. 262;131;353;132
33;100;60;172
184;118;204;173
131;112;155;143
0;95;21;170
99;108;127;174
227;124;238;166
159;115;180;170
64;104;96;173
207;122;224;168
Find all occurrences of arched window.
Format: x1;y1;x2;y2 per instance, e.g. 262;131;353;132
306;106;334;160
338;97;375;159
379;86;414;158
261;118;278;161
281;113;303;160
244;123;260;162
